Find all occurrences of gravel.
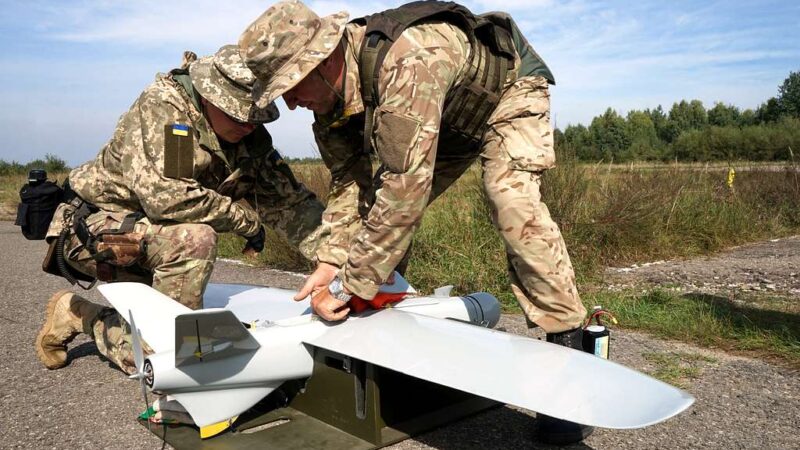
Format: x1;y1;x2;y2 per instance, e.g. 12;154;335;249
604;236;800;299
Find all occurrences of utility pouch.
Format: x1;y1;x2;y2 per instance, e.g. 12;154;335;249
42;238;95;283
16;180;63;240
94;232;146;267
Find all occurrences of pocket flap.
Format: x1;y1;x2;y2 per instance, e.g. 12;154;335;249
15;203;29;226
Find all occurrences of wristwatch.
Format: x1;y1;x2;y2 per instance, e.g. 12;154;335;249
328;277;353;302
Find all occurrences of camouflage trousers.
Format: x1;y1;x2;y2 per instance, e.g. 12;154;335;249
61;211;218;372
428;76;586;333
61;196;323;373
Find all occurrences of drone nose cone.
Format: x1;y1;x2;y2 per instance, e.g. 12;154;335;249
463;292;501;328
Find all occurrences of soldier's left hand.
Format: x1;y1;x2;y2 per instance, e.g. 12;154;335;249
243;226;266;254
311;288;350;322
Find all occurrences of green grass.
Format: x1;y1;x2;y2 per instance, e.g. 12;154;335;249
589;290;800;368
216;228;313;272
642;351;717;388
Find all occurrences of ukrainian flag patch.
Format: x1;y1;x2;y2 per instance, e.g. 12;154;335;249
172;124;190;136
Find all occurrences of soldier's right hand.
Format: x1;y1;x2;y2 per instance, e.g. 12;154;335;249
294;262;339;301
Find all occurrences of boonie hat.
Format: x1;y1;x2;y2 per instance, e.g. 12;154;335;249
189;44;279;123
239;0;349;108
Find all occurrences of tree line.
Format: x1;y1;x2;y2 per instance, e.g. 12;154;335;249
557;70;800;162
0;154;70;177
5;71;799;169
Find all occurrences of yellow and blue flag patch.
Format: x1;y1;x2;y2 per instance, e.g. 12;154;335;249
172;124;190;136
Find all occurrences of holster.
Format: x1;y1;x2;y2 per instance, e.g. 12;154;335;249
89;216;147;282
93;232;146;267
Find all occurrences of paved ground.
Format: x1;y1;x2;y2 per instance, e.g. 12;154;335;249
1;221;798;449
605;236;800;299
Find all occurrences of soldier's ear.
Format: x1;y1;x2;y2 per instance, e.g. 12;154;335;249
320;40;344;70
319;55;335;70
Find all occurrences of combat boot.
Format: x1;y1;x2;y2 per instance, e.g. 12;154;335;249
35;290;105;369
536;327;595;444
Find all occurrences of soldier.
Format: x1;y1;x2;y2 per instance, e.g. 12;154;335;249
239;1;591;443
35;45;324;377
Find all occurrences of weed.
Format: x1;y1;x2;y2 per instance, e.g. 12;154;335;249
592;290;800;368
642;351;717;388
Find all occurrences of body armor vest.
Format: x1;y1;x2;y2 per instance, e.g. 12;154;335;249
353;1;554;156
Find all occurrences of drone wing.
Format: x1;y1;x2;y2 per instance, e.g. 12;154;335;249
305;309;694;429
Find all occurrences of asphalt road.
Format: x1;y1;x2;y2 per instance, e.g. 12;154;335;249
1;221;798;449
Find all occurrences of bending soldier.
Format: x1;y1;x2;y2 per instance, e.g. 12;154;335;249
35;45;324;375
239;1;590;443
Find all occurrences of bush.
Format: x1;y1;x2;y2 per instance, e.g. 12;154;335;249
416;160;800;304
0;154;70;176
672;118;800;161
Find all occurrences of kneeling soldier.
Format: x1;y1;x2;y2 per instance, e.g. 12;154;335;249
35;45;324;376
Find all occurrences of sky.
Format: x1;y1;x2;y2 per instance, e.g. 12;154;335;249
0;0;798;165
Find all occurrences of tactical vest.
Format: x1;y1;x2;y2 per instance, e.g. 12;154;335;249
354;1;554;155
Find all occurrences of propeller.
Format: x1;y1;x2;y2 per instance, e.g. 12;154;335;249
127;311;153;432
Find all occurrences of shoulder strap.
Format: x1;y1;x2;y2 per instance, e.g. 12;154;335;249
479;12;555;84
170;70;203;113
357;1;482;109
356;1;485;152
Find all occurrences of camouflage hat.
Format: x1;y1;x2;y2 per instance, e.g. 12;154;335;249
189;44;279;124
239;0;349;108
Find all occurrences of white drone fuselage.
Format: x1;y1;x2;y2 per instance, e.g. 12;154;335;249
144;294;497;395
99;279;694;435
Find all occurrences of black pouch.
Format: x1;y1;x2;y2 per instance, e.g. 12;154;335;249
15;181;64;240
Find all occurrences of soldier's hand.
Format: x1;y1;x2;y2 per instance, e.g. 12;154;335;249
243;226;266;254
294;262;339;301
310;288;350;322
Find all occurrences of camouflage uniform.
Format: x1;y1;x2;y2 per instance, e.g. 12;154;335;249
46;46;324;371
241;1;585;333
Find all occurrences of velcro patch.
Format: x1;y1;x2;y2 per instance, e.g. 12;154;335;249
163;124;194;179
374;109;421;173
171;124;190;136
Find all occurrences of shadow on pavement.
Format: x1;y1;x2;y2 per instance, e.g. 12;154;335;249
413;405;596;450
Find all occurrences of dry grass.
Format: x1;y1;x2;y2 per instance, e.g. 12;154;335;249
0;172;70;219
292;163;333;204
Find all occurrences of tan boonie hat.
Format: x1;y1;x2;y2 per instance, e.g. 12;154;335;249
239;0;349;108
189;44;279;124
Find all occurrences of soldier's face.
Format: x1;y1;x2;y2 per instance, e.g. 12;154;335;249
283;49;344;115
202;99;257;143
283;70;338;114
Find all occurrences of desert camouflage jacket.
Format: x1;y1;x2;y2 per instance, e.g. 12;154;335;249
68;73;303;238
313;21;523;299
